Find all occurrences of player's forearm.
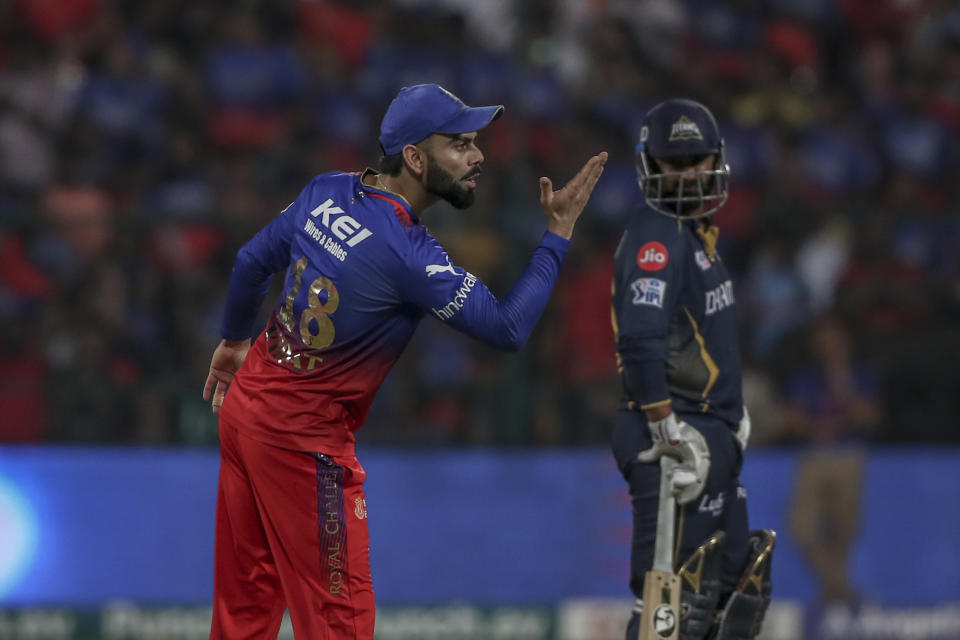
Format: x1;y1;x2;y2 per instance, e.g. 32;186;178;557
220;213;294;340
619;337;672;413
493;231;570;348
451;231;568;350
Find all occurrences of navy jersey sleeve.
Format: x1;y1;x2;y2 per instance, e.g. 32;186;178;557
220;198;300;340
401;229;570;350
615;225;685;409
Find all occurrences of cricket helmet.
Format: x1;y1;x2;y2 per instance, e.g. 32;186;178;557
635;98;730;220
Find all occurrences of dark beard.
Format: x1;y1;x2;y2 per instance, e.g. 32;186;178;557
663;173;715;216
425;154;476;209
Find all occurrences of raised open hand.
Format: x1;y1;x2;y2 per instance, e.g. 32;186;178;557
539;151;608;239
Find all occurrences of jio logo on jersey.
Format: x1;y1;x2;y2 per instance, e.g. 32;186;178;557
637;241;669;271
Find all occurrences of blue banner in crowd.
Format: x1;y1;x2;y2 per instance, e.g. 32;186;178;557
0;446;958;607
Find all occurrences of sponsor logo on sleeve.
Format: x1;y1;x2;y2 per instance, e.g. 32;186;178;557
431;272;478;320
637;241;669;271
629;277;667;308
425;259;458;277
695;250;712;271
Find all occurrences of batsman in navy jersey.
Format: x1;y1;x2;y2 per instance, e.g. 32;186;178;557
611;99;774;640
202;84;606;640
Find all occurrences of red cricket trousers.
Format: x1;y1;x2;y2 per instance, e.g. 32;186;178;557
210;417;374;639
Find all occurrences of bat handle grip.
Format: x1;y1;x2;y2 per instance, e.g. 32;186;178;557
652;457;678;573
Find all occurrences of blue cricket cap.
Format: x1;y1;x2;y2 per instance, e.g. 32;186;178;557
378;84;504;155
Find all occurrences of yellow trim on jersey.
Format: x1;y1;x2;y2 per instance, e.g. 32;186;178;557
696;223;719;259
611;277;623;372
610;278;619;336
640;398;673;410
682;308;719;398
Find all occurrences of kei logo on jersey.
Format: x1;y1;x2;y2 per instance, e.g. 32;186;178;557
309;198;373;247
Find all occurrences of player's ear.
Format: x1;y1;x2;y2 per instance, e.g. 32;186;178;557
402;144;425;179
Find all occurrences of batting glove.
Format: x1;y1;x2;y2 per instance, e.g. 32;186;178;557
638;413;711;504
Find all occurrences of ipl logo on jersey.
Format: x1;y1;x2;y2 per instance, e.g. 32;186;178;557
630;277;667;309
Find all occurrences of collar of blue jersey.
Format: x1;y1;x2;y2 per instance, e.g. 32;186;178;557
360;168;418;226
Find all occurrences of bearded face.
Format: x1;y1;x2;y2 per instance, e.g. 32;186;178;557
424;152;480;209
655;161;717;217
642;153;726;219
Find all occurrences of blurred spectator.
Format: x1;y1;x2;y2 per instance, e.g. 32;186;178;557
794;217;851;315
784;315;881;605
203;9;304;150
0;322;47;441
743;236;809;362
833;214;930;336
0;46;83;196
537;227;619;444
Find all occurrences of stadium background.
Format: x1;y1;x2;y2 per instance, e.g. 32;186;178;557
1;0;958;638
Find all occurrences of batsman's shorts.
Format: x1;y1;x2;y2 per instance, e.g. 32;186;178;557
611;409;750;598
211;415;374;640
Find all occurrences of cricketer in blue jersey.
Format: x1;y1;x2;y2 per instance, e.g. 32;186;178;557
201;83;607;640
610;98;774;640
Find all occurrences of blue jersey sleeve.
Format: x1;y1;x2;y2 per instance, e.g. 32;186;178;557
401;229;570;350
615;226;685;409
220;200;299;340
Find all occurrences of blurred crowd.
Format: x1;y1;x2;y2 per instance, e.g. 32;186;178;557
1;0;958;447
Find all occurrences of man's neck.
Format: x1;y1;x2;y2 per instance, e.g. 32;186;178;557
367;171;434;214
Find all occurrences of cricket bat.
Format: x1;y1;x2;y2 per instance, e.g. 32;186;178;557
638;457;681;640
